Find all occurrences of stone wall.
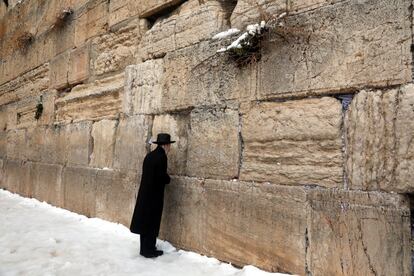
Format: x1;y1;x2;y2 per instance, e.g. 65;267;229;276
0;0;413;275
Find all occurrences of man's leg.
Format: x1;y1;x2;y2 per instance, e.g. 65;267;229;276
140;234;153;255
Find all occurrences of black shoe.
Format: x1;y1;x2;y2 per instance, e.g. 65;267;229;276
154;250;163;256
140;251;158;258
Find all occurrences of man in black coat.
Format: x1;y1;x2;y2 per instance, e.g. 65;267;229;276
130;133;175;258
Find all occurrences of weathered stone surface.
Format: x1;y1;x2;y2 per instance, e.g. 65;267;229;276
2;159;31;197
6;128;27;160
113;115;151;171
151;114;189;175
74;0;108;47
288;0;345;14
204;179;308;274
50;51;70;89
124;59;164;115
138;0;228;61
307;188;411;276
187;108;239;179
346;85;414;192
92;20;141;76
64;121;93;166
26;126;65;164
230;0;286;30
55;74;124;123
63;166;97;217
0;131;6;158
90;119;117;168
95;169;138;226
162;41;256;112
0;107;7;131
241;97;343;187
68;43;90;85
30;162;63;207
139;0;185;18
258;0;412;100
108;0;141;27
160;177;206;252
7;91;55;129
0;64;49;106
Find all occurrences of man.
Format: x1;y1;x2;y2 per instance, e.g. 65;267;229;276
130;133;175;258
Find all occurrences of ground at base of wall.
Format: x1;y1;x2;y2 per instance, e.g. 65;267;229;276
0;189;290;276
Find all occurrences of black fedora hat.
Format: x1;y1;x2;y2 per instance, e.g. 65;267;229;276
152;133;175;145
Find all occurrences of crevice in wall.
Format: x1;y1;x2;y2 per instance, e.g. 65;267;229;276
237;109;244;179
335;94;354;190
88;123;94;165
304;227;312;276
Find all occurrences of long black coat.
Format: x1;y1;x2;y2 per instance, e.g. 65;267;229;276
130;146;170;236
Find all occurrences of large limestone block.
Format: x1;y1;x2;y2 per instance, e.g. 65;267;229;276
50;51;70;89
160;177;206;252
108;0;141;27
2;160;31;197
74;0;108;47
204;180;308;274
241;97;343;187
55;74;124;123
90;119;117;168
258;0;412;100
64;121;93;166
187;108;239;179
26;126;66;164
30;162;64;208
346;85;414;192
0;64;49;106
63;166;97;217
151;114;189;175
113;115;151;171
68;43;90;85
124;59;164;115
6;128;27;161
92;20;141;76
307;188;411;276
138;0;228;61
162;41;256;112
95;169;138;226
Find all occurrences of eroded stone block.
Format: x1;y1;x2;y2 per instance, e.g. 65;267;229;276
307;188;411;276
151;114;189;175
108;0;141;27
124;59;164;115
90;119;117;168
63;166;97;217
2;159;31;197
30;162;63;207
346;85;414;192
6;128;27;161
241;97;343;187
187;108;239;179
160;176;206;252
257;0;412;99
68;43;90;85
92;20;141;76
138;0;228;61
95;169;138;226
55;74;124;123
0;64;49;106
113;115;151;171
204;179;308;274
74;0;108;47
64;121;93;166
50;51;70;89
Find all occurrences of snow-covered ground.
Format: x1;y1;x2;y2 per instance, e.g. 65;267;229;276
0;189;290;276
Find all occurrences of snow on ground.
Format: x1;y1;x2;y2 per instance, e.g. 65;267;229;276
0;189;291;276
